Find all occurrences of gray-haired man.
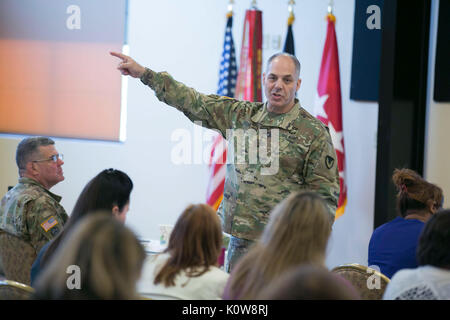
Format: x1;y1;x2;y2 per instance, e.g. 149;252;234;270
0;137;68;254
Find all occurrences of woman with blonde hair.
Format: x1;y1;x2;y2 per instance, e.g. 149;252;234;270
369;168;443;279
223;191;333;300
33;213;146;299
137;204;229;299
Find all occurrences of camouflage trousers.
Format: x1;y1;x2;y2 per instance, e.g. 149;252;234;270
225;236;255;273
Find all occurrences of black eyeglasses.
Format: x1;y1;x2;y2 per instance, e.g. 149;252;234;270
32;153;64;163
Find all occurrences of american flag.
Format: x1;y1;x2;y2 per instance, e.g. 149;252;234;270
217;15;238;97
206;14;237;210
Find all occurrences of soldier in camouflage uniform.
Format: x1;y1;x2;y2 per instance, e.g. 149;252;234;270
111;51;339;272
0;137;68;256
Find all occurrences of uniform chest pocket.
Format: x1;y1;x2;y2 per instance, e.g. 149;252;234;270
276;132;309;179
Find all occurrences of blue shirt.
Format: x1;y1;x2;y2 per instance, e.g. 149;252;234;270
30;241;51;287
368;217;425;279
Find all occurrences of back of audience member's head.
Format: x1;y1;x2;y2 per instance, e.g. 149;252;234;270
257;265;361;300
33;213;146;299
417;209;450;269
41;168;133;268
154;204;222;287
225;191;332;299
392;168;443;218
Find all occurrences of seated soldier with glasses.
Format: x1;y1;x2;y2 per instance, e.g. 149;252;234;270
0;137;68;255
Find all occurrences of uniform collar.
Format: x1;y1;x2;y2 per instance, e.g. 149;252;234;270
18;177;62;203
251;99;300;131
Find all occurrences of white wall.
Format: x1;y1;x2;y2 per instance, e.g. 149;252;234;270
0;0;405;269
424;0;450;206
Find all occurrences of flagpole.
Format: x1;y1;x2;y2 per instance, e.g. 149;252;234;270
251;0;258;9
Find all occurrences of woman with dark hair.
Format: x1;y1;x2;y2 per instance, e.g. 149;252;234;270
137;204;229;299
30;168;133;286
368;168;443;279
383;209;450;299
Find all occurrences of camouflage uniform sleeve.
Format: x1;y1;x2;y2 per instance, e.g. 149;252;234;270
140;68;249;136
24;198;65;253
302;130;340;222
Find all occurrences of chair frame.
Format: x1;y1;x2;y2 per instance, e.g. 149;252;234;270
0;279;35;293
0;279;35;299
331;263;390;300
332;263;391;284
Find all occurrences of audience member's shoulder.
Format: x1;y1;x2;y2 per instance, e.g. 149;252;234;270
388;268;418;285
383;268;419;300
211;266;230;279
194;265;229;284
143;252;168;267
373;217;405;233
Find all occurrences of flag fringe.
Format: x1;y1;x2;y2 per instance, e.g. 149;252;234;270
212;194;224;211
335;197;347;220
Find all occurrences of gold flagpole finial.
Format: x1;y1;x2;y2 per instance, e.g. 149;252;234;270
227;0;234;17
288;0;295;26
251;0;258;9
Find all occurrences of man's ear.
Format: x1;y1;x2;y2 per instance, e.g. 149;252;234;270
262;72;266;86
25;161;38;175
296;78;302;91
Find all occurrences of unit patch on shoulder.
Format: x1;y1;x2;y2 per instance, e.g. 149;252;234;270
325;156;335;169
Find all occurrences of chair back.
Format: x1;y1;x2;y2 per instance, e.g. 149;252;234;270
0;279;35;300
0;231;37;285
331;263;390;300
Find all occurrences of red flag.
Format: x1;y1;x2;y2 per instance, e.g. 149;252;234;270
234;9;263;102
206;134;227;210
314;13;347;219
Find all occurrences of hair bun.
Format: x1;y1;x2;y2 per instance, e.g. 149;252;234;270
392;168;422;190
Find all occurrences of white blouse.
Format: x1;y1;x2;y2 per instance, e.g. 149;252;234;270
137;253;229;300
383;265;450;300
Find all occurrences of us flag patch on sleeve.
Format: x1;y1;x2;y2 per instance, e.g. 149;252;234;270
40;216;58;232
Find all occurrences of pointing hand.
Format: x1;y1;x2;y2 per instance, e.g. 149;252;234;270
110;51;146;78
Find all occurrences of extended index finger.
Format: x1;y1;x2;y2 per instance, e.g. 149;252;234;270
110;51;128;61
